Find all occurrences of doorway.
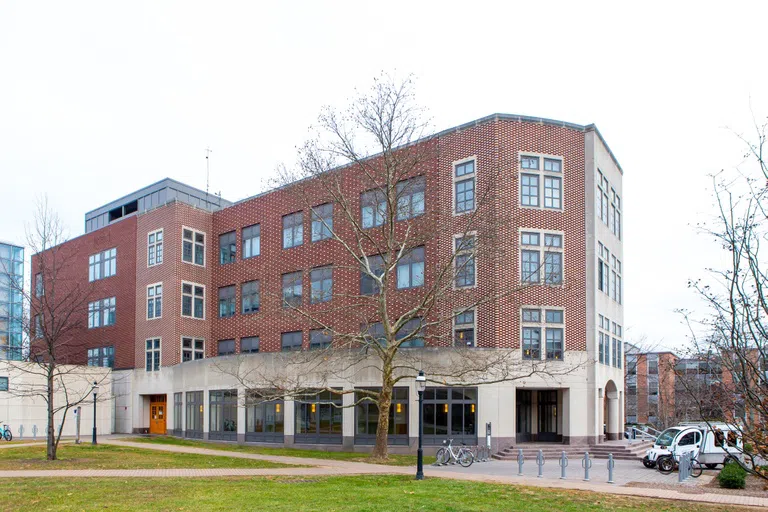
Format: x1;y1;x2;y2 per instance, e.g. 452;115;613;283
516;390;532;442
537;390;560;442
149;395;167;434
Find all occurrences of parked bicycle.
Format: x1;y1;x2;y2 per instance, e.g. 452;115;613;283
657;452;702;477
435;439;474;467
0;422;12;441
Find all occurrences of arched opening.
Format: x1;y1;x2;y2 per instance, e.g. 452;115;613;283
604;380;620;440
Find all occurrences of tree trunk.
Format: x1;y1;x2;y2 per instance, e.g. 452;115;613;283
372;384;393;459
46;367;56;460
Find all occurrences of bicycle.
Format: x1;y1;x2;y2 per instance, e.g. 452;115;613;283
435;439;474;467
657;452;702;477
0;422;12;442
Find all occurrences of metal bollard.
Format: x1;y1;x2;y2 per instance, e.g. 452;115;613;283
536;449;545;478
517;448;525;476
32;424;38;440
582;451;593;481
18;425;24;439
558;450;568;479
607;453;615;484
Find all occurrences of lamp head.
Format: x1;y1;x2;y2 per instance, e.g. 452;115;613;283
415;370;426;393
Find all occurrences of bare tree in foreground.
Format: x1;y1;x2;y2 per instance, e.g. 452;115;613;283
217;76;585;459
0;199;110;460
681;115;768;479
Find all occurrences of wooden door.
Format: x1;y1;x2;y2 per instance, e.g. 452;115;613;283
150;401;167;434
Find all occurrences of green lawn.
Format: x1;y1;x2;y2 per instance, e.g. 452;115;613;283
125;435;435;466
0;443;296;470
2;475;755;512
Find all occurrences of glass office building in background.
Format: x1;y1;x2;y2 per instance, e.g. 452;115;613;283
0;242;24;360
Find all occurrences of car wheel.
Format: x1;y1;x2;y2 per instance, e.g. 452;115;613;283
642;456;656;469
705;463;718;470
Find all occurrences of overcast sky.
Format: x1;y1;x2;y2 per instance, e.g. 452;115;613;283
2;1;767;351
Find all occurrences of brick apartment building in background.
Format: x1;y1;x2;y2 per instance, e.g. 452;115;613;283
29;114;625;452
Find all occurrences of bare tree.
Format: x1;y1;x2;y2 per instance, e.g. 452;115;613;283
0;199;110;460
217;75;584;460
682;114;768;479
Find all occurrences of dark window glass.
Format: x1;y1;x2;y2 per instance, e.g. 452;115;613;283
361;189;386;228
310;266;333;303
241;280;260;314
243;224;260;258
281;331;302;352
219;231;236;264
241;336;259;353
217;339;235;356
282;272;302;308
396;176;425;220
218;285;236;318
282;212;303;249
360;255;384;295
309;329;332;350
396;247;424;289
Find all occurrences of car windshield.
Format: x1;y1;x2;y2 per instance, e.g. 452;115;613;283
656;428;681;446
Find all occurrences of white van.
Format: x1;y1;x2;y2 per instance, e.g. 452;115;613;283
643;423;742;469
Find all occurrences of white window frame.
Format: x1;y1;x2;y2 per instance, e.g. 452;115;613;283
181;226;206;267
597;242;611;295
518;152;564;211
453;308;477;347
452;156;477;216
181;281;206;320
88;297;116;329
147;229;163;267
181;336;205;362
453;232;477;289
598;314;612;365
518;228;564;286
145;337;161;372
146;282;163;320
520;306;566;361
88;248;117;282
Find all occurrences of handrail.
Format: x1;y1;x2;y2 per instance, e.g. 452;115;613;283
627;426;658;443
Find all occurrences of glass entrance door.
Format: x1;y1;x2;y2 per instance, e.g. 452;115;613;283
537;390;559;442
516;390;532;442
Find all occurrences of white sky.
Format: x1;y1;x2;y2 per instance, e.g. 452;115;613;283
2;1;767;352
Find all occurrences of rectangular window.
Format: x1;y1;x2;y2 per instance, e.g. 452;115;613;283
242;224;260;259
246;390;284;442
360;255;384;295
454;309;475;347
181;337;204;362
543;158;561;172
396;246;425;289
209;389;238;440
173;392;182;433
145;338;161;371
598;315;612;365
87;346;114;368
33;314;42;339
88;297;115;328
422;387;477;445
218;285;236;318
520;174;539;207
182;228;206;266
598;332;605;364
310;266;333;304
282;212;303;248
181;282;205;319
241;280;260;314
454;160;476;214
615;338;622;369
648;380;659;396
185;391;204;437
147;283;162;319
361;189;386;228
521;250;540;283
397;318;425;348
597;242;610;294
148;229;163;266
217;339;235;356
241;336;259;353
88;248;117;282
294;389;343;442
0;377;8;392
219;231;236;265
522;308;564;360
311;203;333;242
454;235;476;288
521;156;539;170
281;331;303;352
310;329;332;350
597;171;609;225
544;251;563;285
355;387;409;444
35;273;43;297
396;176;426;220
543;176;562;209
282;271;302;308
522;230;563;285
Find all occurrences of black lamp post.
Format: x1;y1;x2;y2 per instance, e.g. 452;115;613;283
415;370;426;480
91;381;99;445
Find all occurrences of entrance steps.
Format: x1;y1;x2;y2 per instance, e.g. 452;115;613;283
492;441;653;461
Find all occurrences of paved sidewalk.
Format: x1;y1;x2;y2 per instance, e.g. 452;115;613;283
1;437;765;509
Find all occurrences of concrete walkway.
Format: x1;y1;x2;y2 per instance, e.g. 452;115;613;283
1;437;765;509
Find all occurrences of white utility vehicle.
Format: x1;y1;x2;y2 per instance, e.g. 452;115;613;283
642;422;742;470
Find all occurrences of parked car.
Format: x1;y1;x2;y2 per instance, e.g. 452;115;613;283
643;422;742;469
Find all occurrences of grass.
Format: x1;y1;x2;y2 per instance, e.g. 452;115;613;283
125;435;435;466
1;475;757;512
0;443;297;470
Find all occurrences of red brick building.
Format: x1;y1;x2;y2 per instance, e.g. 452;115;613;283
32;114;625;452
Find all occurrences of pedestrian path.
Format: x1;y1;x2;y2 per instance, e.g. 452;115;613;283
1;437;764;509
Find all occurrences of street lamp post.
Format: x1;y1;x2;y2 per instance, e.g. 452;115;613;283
415;370;426;480
91;381;99;445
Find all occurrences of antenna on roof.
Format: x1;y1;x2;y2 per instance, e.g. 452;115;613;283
205;146;212;206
